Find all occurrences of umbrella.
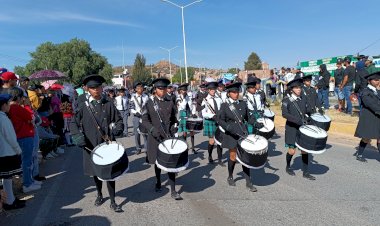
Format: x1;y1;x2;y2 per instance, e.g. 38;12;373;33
29;70;66;81
41;80;57;89
50;83;64;90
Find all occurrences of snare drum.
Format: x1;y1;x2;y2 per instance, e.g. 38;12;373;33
237;135;268;169
91;141;129;181
263;108;275;121
296;125;328;154
256;118;275;139
156;138;189;172
310;113;331;131
214;126;225;146
186;118;204;131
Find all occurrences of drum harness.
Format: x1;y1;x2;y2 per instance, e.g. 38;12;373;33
226;99;257;145
153;98;178;152
287;94;321;134
245;94;271;131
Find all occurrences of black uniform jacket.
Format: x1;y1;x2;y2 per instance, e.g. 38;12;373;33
142;96;178;164
302;85;321;114
355;86;380;139
70;96;123;176
282;94;311;145
217;99;257;149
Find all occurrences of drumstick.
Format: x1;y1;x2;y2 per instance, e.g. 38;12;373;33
84;147;104;159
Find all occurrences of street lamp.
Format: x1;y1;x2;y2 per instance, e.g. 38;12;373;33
161;0;203;83
159;46;178;83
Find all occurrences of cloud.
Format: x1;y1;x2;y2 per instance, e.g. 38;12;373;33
0;11;143;28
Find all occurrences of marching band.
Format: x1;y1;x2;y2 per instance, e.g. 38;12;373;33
69;71;380;212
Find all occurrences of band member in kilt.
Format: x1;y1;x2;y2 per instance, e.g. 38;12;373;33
201;82;225;166
216;80;227;103
218;82;260;192
70;75;124;212
244;81;264;134
254;78;270;110
302;74;323;114
281;75;314;180
0;94;26;210
141;78;182;200
177;83;197;154
354;72;380;162
130;82;149;155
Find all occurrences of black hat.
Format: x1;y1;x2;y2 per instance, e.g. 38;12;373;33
199;83;206;88
225;82;242;92
151;78;170;88
134;81;143;89
245;81;257;88
364;71;380;80
344;57;351;63
206;82;218;89
253;77;261;84
82;74;106;88
218;80;225;87
287;75;303;88
177;83;189;91
336;58;343;64
355;55;367;60
167;84;173;88
302;74;313;81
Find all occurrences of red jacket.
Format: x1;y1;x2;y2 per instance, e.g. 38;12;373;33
9;104;35;139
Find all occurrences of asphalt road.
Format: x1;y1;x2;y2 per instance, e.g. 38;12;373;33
1;124;379;226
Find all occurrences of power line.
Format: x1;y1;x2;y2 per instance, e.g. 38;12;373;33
0;53;29;64
357;37;380;54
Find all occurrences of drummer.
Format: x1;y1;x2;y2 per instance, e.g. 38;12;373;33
282;75;315;180
254;78;270;111
130;81;149;155
216;80;227;103
354;71;380;162
195;83;208;117
177;83;197;154
69;74;124;212
218;82;260;192
201;81;225;166
141;78;182;200
243;80;264;134
302;74;323;114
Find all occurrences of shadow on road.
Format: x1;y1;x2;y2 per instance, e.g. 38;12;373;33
291;155;330;175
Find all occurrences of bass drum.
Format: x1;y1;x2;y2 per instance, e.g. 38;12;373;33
296;125;328;154
214;126;225;146
237;135;268;169
186;118;204;132
156;138;189;173
263;108;275;121
91;141;129;181
310;113;331;131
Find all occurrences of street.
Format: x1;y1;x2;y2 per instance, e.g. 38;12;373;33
1;123;379;226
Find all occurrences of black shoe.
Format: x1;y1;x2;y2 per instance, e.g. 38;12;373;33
34;175;46;181
218;160;226;167
246;183;258;192
171;191;183;200
14;198;26;205
192;149;198;154
136;149;142;155
208;156;214;164
94;195;104;206
2;200;25;210
303;172;316;180
227;177;236;186
286;167;296;176
155;183;162;193
110;202;123;212
356;155;367;162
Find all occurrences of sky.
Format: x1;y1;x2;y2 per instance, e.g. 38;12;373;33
0;0;379;72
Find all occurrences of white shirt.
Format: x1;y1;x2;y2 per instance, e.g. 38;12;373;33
253;92;263;111
244;92;258;111
216;90;227;103
177;94;195;114
202;94;222;119
130;93;148;115
0;112;22;157
368;84;377;93
115;95;129;111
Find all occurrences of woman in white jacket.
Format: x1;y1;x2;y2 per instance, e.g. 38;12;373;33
0;94;26;210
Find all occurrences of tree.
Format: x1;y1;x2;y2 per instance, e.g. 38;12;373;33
227;68;240;74
132;54;150;82
14;38;113;85
172;67;195;83
244;52;262;70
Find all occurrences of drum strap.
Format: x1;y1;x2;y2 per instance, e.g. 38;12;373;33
288;95;305;122
302;87;316;112
226;99;247;135
153;98;169;138
245;95;261;117
204;98;217;115
133;95;143;113
85;99;110;142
